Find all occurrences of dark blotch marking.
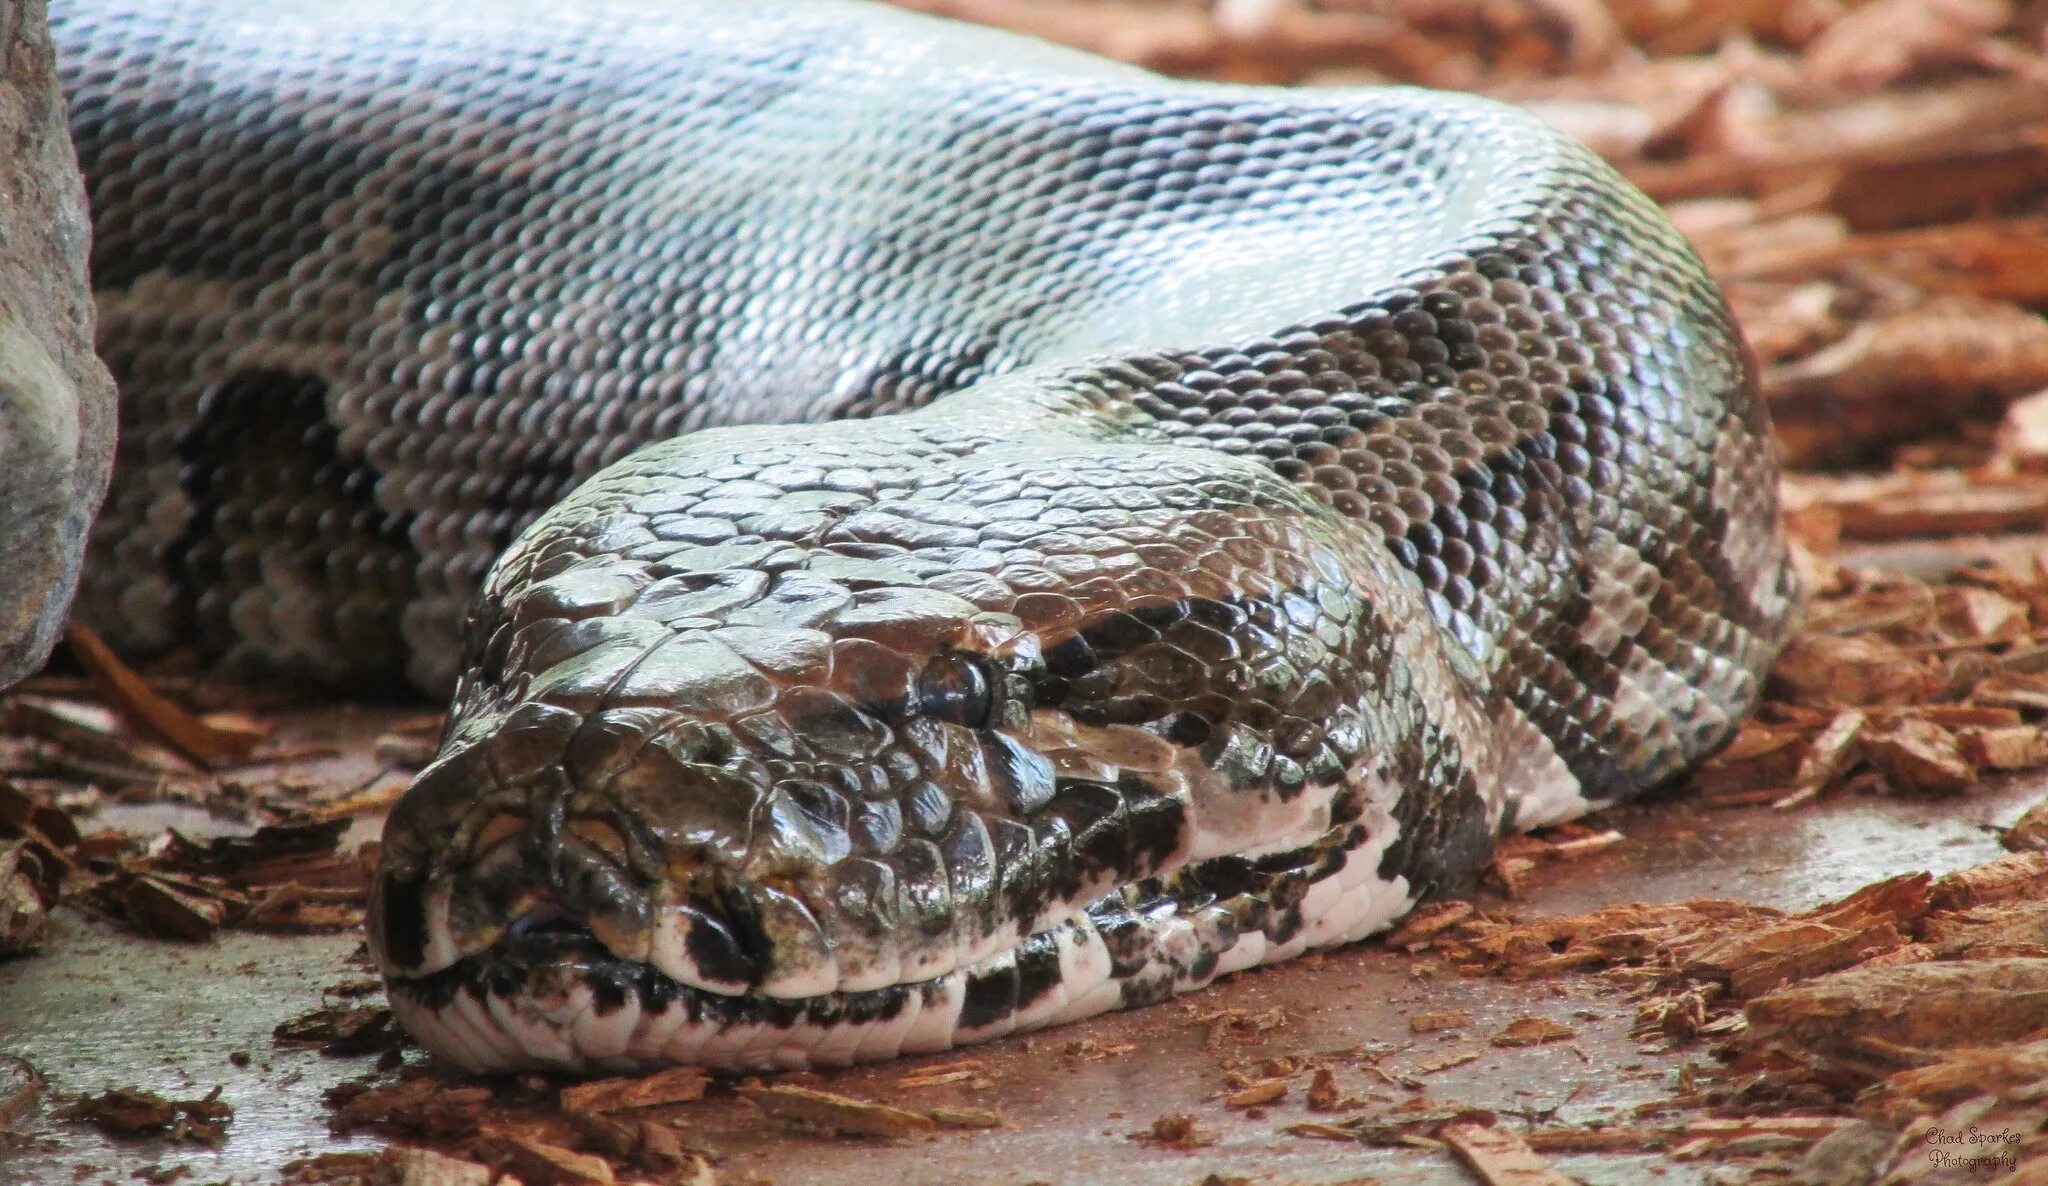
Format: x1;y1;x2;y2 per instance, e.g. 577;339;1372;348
1012;931;1064;1012
173;369;417;683
958;957;1021;1031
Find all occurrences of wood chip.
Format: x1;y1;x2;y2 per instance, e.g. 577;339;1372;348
1742;958;2048;1079
392;1147;494;1186
326;1076;493;1138
925;1105;1002;1129
1860;717;1975;794
1383;899;1475;949
1489;1017;1576;1047
1413;1047;1485;1073
1793;709;1866;788
1931;852;2048;911
1283;1121;1360;1141
116;870;235;940
489;1135;616;1186
0;841;52;956
1959;724;2048;771
1770;635;1935;706
558;1066;710;1114
1223;1078;1287;1108
0;1054;42;1133
1409;1008;1472;1033
1442;1122;1578;1186
1130;1112;1215;1148
63;621;267;768
2004;798;2048;852
737;1084;935;1139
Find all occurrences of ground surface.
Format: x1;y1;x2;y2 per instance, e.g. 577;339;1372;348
2;698;2034;1185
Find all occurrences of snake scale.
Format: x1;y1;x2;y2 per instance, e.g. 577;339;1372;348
53;0;1796;1072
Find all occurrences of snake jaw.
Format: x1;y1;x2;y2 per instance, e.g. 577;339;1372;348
369;431;1411;1056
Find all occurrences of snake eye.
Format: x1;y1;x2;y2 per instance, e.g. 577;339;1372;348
917;654;995;728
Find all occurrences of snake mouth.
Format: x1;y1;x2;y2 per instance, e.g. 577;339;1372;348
381;795;1410;1074
384;894;1132;1074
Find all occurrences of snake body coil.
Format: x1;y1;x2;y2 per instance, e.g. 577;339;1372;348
56;0;1796;1071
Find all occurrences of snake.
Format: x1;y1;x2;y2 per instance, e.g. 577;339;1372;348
54;0;1797;1073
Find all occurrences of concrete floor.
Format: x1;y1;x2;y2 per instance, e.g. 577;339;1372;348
1;702;2037;1186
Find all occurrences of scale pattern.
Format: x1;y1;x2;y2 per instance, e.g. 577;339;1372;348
55;0;1797;1071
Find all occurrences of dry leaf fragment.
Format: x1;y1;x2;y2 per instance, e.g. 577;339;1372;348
1490;1017;1575;1047
558;1066;709;1114
1283;1120;1361;1140
1442;1122;1578;1186
1635;989;1709;1042
737;1084;935;1139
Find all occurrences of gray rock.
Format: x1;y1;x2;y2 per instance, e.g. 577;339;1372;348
0;0;117;687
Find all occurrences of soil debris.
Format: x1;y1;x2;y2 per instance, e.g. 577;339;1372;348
54;1086;232;1148
1130;1112;1217;1149
273;1003;406;1059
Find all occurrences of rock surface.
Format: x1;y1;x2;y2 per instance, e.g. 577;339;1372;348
0;0;116;687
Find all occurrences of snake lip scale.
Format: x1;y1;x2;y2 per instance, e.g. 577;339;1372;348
58;0;1798;1072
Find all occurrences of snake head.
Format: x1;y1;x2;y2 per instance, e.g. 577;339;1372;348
372;393;1409;1071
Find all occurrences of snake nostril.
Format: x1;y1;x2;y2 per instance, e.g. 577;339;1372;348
674;877;772;989
375;870;430;969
